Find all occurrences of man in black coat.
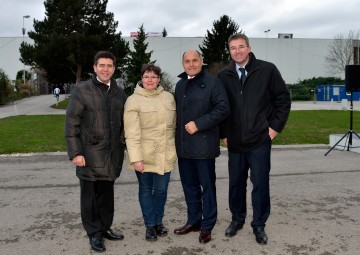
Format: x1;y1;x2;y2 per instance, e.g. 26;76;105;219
218;34;291;245
65;51;126;253
174;49;230;244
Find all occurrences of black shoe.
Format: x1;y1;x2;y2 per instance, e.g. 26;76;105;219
90;237;106;253
253;227;268;245
102;229;124;240
225;221;244;237
146;227;158;241
155;224;168;236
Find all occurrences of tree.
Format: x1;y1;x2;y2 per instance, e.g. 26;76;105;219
288;76;344;101
0;69;11;105
162;27;167;37
19;0;129;84
325;30;360;76
199;15;241;71
16;70;31;84
126;24;154;94
160;72;175;92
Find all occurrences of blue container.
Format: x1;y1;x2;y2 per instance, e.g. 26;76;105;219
316;84;360;101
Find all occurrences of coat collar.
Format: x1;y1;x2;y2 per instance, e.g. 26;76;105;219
92;74;118;92
178;70;205;81
227;52;257;74
134;82;164;96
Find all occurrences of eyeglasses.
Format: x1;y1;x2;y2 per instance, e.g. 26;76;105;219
142;76;159;80
229;45;248;51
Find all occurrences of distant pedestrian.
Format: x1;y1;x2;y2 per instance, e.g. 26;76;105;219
53;87;60;101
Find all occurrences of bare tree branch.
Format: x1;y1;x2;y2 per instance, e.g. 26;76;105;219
326;30;360;76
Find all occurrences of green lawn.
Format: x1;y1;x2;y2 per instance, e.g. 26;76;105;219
275;110;359;145
0;110;359;154
0;115;66;154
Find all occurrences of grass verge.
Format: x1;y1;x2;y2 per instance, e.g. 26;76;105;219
0;110;359;154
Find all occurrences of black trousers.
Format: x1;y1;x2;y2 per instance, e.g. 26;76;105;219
228;138;271;228
79;179;115;238
178;158;217;230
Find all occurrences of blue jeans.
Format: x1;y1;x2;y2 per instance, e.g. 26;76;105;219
135;171;171;227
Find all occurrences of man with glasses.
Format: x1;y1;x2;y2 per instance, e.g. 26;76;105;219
218;34;291;245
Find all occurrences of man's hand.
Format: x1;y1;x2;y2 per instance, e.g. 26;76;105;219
269;127;278;140
185;121;198;135
72;155;86;167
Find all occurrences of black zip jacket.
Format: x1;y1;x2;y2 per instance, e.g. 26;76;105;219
65;75;125;181
218;52;291;152
175;70;230;159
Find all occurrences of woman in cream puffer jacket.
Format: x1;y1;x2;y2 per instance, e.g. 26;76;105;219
124;64;176;242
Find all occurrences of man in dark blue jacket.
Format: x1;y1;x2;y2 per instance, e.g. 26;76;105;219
219;34;291;245
174;49;230;244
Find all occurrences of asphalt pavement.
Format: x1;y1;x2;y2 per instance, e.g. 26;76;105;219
0;95;360;255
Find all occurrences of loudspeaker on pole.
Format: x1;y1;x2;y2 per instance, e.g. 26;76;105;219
345;65;360;92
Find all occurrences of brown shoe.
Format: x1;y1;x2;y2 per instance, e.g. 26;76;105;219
199;229;211;244
174;224;201;235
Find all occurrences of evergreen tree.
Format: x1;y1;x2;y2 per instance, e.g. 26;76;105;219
160;72;174;92
126;24;154;94
16;70;31;83
199;15;241;70
19;0;129;84
0;69;10;105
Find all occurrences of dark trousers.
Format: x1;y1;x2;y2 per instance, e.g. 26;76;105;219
228;138;271;228
178;158;217;230
79;179;115;238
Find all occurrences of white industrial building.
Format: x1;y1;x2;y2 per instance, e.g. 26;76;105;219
0;36;335;85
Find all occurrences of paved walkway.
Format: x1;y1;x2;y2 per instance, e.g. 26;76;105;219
0;95;66;119
0;95;359;119
1;96;360;254
1;148;360;255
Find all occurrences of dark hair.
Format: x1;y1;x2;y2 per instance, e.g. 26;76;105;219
141;64;162;78
94;51;116;66
228;33;250;47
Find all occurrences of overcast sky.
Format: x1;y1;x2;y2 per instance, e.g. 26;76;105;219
1;0;359;39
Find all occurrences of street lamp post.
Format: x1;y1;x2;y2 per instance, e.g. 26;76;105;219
311;89;316;104
22;15;30;84
264;29;270;60
314;89;316;104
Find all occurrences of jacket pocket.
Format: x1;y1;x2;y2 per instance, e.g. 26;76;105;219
142;140;156;165
166;140;177;164
84;143;107;168
139;105;158;128
164;100;176;128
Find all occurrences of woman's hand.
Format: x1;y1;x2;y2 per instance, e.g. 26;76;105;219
133;161;144;173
